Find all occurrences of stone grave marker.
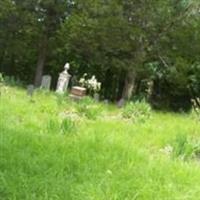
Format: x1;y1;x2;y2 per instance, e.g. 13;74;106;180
40;75;51;90
27;84;34;96
69;86;86;101
117;98;125;108
103;99;109;104
56;63;71;94
94;93;100;102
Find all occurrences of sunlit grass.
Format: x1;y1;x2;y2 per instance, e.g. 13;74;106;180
0;86;200;200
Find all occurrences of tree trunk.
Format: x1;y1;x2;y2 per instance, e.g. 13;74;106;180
34;36;47;87
122;70;136;100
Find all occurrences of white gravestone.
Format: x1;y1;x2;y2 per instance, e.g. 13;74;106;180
40;75;51;90
56;63;71;93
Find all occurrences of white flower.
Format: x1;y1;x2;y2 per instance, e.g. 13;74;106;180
91;75;96;80
79;74;101;92
79;78;85;84
97;82;101;90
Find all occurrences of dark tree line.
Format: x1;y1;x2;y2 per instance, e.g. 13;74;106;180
0;0;200;110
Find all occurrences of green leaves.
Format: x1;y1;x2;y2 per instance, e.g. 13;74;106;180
0;0;199;109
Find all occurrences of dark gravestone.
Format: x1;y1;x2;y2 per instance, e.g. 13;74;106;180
40;75;51;90
117;98;125;108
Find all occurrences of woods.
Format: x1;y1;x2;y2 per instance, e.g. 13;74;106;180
0;0;200;110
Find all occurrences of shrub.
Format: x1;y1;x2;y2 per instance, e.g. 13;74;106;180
79;74;101;95
172;134;200;160
122;100;151;122
3;75;24;87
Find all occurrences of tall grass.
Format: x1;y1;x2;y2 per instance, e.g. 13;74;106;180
0;85;200;200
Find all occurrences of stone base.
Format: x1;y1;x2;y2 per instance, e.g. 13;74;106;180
71;86;86;96
69;94;84;101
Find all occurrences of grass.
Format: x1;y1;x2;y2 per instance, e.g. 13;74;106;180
0;85;200;200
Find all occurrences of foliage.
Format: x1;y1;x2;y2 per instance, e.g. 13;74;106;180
122;100;151;122
0;0;200;110
79;74;101;94
172;134;200;161
191;98;200;121
3;75;24;87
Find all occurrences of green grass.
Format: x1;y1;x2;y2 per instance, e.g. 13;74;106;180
0;85;200;200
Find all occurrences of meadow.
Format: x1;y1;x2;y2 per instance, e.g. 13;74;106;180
0;85;200;200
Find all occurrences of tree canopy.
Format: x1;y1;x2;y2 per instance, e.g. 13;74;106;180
0;0;200;110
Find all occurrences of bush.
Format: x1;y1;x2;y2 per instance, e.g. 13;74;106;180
3;75;24;87
122;100;151;122
172;134;200;161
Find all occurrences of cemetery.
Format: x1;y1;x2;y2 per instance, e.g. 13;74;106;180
0;1;200;200
0;67;200;199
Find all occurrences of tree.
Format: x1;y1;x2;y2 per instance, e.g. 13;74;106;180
0;0;71;86
0;0;199;110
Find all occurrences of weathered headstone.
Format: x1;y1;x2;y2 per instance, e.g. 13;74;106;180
40;75;51;90
117;98;125;108
103;99;109;104
71;86;86;96
69;86;86;101
56;63;71;93
94;93;100;102
27;84;34;96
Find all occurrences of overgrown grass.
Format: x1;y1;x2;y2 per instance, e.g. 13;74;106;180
0;85;200;200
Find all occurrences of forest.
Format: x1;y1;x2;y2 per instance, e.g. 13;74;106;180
0;0;200;110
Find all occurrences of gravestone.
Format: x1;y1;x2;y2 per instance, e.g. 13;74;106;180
103;99;109;104
56;63;71;93
27;84;34;96
69;86;86;101
71;86;86;96
94;93;100;102
40;75;51;90
117;98;125;108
